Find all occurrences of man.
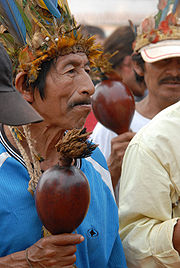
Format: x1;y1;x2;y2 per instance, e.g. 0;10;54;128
103;25;147;101
91;1;180;198
0;1;127;267
119;0;180;267
0;41;86;267
91;25;148;193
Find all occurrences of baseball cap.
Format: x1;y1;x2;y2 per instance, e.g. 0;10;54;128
133;1;180;63
139;40;180;63
0;43;43;126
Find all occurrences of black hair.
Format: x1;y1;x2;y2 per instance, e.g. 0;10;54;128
27;59;54;100
82;25;106;39
104;26;135;69
132;53;145;83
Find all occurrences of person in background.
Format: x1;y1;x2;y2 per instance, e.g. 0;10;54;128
91;11;180;200
0;43;43;127
91;25;148;196
119;0;180;266
0;1;127;267
103;25;147;101
83;24;106;132
82;24;106;45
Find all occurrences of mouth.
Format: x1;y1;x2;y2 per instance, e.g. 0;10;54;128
159;77;180;86
69;100;92;108
69;100;92;110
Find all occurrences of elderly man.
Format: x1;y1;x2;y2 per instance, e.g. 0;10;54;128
119;0;180;267
0;1;127;267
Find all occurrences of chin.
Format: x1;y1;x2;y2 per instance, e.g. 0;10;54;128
69;120;86;130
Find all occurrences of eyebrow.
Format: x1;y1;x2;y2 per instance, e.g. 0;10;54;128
61;58;90;68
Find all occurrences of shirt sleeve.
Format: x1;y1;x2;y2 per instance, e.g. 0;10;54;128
119;142;180;268
90;123;117;160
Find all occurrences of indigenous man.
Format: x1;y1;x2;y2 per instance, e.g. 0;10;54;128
0;0;127;267
119;0;180;267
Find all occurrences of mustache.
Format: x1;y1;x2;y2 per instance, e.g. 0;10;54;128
159;76;180;85
68;99;91;108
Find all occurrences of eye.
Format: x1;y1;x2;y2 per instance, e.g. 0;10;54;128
67;69;75;74
85;66;91;74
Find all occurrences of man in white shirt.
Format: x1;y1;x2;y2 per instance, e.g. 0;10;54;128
119;0;180;266
91;0;180;198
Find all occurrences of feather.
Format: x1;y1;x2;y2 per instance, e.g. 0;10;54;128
172;0;179;13
0;0;26;45
128;19;137;36
41;0;61;18
173;0;180;17
155;10;162;28
14;0;32;42
160;0;171;22
58;0;71;15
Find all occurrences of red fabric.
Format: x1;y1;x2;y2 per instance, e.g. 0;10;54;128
84;110;98;132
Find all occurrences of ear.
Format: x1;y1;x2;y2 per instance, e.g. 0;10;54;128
122;55;132;67
132;59;144;77
15;72;34;103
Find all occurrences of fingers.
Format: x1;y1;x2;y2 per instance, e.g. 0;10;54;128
26;234;84;267
41;252;77;267
47;233;84;246
112;131;136;143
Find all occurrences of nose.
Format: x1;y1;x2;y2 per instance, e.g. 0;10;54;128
77;71;95;96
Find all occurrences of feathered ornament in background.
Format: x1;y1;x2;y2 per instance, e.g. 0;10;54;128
0;0;104;83
133;0;180;52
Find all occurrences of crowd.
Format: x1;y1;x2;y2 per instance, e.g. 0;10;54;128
0;0;180;267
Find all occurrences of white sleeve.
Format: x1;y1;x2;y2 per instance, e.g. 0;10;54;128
91;122;117;160
119;142;180;268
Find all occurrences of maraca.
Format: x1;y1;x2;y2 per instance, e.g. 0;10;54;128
35;128;96;235
92;72;135;135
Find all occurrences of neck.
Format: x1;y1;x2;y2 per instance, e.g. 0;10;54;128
4;121;66;171
136;94;175;119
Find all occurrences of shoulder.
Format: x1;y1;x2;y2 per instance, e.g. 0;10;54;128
127;102;180;168
90;145;108;170
130;110;151;132
91;122;116;142
134;101;180;143
81;146;115;200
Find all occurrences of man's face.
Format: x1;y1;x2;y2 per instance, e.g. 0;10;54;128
33;53;95;130
118;56;146;97
144;57;180;105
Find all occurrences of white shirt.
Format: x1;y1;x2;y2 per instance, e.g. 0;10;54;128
119;101;180;267
91;110;150;160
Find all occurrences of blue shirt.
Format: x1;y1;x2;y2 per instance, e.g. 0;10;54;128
0;128;127;267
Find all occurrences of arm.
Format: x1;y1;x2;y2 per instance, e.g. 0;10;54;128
119;142;180;267
0;233;84;267
173;219;180;254
107;131;135;191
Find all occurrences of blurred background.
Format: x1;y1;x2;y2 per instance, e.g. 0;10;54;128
69;0;159;36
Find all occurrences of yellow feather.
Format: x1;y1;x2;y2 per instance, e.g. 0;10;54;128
58;0;71;15
30;13;51;39
35;0;48;10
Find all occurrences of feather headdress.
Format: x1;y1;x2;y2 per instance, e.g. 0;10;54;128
132;0;180;52
0;0;103;82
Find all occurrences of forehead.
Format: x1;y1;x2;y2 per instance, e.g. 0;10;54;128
144;56;180;68
55;53;89;68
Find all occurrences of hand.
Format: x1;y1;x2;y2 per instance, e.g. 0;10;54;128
107;131;136;190
173;219;180;254
26;233;84;267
